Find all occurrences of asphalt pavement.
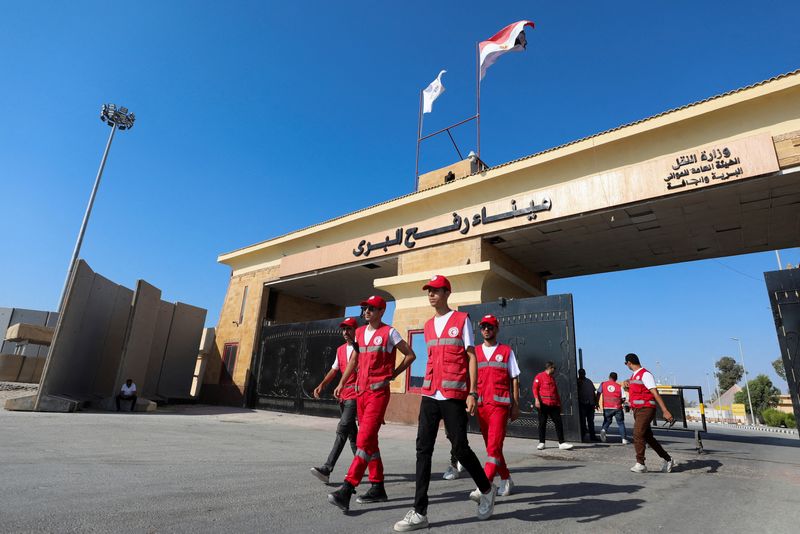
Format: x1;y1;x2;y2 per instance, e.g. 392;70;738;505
1;405;798;533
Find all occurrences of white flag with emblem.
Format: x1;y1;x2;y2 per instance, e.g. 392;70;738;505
422;70;446;114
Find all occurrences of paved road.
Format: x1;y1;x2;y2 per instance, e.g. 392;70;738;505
1;405;798;533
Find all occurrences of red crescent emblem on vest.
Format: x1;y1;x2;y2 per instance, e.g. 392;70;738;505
607;384;616;393
447;327;459;337
495;354;503;362
373;336;383;345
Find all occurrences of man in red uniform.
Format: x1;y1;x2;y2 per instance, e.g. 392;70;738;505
533;361;574;450
309;317;360;483
596;371;629;444
394;275;495;532
327;296;416;512
622;353;675;473
469;314;520;500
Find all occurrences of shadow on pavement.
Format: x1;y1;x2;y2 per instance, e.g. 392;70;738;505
431;482;646;527
674;459;722;473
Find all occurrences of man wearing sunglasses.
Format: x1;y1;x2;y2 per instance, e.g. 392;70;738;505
394;275;495;532
468;314;520;501
328;296;416;512
310;317;360;484
622;353;675;473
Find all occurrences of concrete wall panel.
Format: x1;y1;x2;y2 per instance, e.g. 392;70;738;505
2;308;48;356
0;354;24;381
142;301;174;399
116;280;161;394
92;285;134;398
36;312;60;358
0;308;12;352
157;302;206;399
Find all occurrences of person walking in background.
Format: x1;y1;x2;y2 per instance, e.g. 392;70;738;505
597;372;629;444
310;317;360;483
623;353;675;473
533;361;573;450
577;368;598;442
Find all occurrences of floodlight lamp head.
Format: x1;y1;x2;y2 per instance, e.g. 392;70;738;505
100;103;135;131
467;150;477;162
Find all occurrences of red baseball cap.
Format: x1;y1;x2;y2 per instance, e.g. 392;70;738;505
360;295;386;310
422;274;451;292
478;314;499;328
339;317;358;329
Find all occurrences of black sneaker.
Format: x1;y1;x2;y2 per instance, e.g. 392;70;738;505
327;482;354;512
356;482;388;504
310;466;331;483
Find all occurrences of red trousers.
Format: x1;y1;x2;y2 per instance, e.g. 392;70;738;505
477;403;510;481
344;389;390;486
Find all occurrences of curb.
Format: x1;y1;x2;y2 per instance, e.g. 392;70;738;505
732;424;798;435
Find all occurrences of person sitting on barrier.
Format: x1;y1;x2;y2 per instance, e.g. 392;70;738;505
116;379;137;412
533;361;573;450
596;372;629;444
622;353;675;473
310;317;360;484
577;368;599;442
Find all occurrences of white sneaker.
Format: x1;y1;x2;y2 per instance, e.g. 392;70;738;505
443;464;460;480
630;462;647;473
497;477;514;497
621;438;630;445
394;510;429;532
600;429;607;442
457;461;465;473
558;442;574;450
536;442;545;450
661;459;675;473
476;484;496;520
469;487;482;503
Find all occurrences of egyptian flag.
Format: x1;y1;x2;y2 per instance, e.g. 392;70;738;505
479;20;535;81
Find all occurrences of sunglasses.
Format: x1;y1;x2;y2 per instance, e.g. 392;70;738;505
480;324;495;330
362;305;379;312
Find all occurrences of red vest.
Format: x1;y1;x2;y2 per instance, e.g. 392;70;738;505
336;343;358;401
476;343;512;407
628;368;656;409
533;371;561;406
421;311;469;400
355;324;395;394
600;380;623;409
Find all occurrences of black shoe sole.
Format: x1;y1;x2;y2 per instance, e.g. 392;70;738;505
356;496;388;504
310;469;330;483
327;494;349;512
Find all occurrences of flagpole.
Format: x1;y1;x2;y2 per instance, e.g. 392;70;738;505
415;89;423;191
476;41;481;159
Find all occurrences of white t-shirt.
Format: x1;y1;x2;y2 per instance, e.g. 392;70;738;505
120;383;136;395
640;370;657;390
424;311;475;401
480;344;521;378
330;344;355;371
362;325;403;352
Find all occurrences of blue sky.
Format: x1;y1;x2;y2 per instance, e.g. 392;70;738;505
2;1;798;392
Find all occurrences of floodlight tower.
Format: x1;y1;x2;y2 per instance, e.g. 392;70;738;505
731;337;757;426
57;104;135;309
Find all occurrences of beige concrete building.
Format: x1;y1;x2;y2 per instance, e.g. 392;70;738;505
204;69;800;424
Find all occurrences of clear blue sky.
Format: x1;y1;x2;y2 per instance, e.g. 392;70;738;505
2;1;798;392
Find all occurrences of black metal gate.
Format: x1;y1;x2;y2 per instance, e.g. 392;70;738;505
765;269;800;434
252;317;361;418
461;294;580;442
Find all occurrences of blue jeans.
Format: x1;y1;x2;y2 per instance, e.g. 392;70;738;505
602;408;627;440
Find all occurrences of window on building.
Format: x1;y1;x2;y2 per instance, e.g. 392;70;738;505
238;285;249;325
406;329;428;393
221;343;239;384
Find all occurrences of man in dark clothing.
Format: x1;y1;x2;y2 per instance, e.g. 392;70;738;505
577;369;598;441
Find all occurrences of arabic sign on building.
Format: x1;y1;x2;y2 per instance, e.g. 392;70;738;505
657;135;779;192
352;197;552;257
